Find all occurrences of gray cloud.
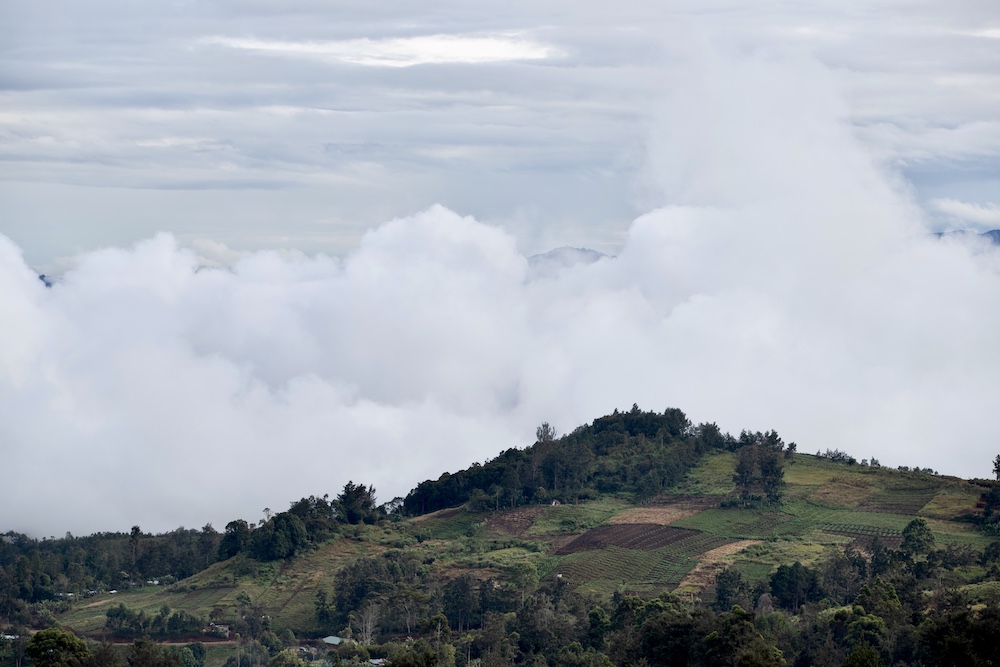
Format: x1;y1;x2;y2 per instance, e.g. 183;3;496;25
3;2;1000;265
3;42;1000;536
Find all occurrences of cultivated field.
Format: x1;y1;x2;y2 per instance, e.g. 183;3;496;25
51;452;997;637
609;494;724;526
556;524;701;554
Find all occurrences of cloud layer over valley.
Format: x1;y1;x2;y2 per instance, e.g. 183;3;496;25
3;44;1000;535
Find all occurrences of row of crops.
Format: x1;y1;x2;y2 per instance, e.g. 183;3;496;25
554;531;737;589
820;523;903;537
643;533;734;585
855;490;938;515
556;547;666;584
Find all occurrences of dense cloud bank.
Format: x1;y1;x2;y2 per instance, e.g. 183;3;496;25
3;50;1000;536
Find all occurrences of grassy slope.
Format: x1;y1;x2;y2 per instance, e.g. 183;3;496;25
57;453;994;638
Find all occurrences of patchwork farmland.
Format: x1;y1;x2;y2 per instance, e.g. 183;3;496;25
477;451;991;598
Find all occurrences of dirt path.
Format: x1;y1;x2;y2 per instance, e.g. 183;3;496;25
675;540;763;593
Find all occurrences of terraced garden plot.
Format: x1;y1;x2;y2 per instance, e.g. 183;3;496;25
556;524;700;555
855;489;939;515
646;559;698;586
820;523;902;538
823;511;913;532
672;531;738;554
555;547;663;584
673;509;797;539
643;534;735;585
821;528;903;550
555;533;738;590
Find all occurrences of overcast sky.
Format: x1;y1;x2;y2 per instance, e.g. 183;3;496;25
2;1;1000;536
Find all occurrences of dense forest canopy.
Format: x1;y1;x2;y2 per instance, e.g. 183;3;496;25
403;406;733;515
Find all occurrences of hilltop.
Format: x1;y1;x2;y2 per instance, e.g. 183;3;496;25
50;449;995;634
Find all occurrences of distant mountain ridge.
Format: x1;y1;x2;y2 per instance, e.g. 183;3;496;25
933;228;1000;244
526;246;607;280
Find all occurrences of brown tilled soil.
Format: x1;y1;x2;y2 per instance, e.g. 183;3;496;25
486;506;547;535
675;540;763;592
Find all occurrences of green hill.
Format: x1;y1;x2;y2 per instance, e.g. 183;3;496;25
52;451;993;636
5;406;1000;667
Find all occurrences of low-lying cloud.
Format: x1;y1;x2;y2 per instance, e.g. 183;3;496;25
2;49;1000;538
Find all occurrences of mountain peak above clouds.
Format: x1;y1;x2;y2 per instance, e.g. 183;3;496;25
933;229;1000;245
526;246;608;281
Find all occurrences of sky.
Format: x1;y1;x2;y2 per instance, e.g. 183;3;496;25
2;1;1000;536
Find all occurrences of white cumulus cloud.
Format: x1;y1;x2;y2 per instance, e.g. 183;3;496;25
2;46;1000;538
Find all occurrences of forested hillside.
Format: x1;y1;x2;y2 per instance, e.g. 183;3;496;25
403;406;752;514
